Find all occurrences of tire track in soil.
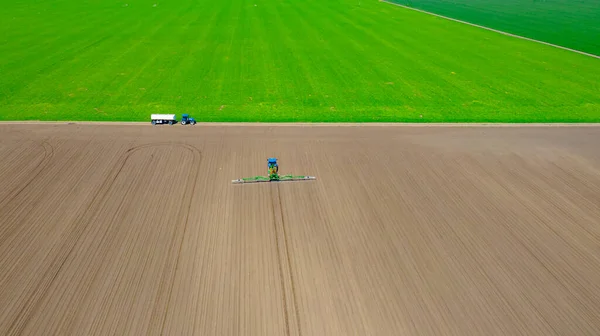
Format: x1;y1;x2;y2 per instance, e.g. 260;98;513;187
157;143;202;336
0;140;54;208
3;125;600;335
271;184;302;336
6;142;202;336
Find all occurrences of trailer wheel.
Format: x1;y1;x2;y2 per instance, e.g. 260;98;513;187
152;120;156;125
168;120;173;125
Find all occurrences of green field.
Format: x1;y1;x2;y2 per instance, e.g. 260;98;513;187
391;0;600;57
0;0;599;122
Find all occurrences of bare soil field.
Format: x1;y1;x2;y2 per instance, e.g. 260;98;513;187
1;124;599;336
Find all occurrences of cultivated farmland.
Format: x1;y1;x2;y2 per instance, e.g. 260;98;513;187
1;124;600;335
389;0;600;56
1;0;599;122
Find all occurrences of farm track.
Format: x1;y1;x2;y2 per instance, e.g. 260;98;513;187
0;124;599;335
0;140;54;208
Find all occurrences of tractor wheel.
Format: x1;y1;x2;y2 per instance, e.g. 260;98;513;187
191;121;196;125
181;121;186;125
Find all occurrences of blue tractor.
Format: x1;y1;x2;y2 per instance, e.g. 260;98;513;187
267;157;279;180
180;114;197;125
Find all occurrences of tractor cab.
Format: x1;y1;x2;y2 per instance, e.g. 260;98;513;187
180;114;196;125
267;158;279;180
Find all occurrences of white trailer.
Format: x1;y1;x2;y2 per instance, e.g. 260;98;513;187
151;114;176;125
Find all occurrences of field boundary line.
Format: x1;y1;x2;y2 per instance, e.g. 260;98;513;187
379;0;600;59
1;121;600;127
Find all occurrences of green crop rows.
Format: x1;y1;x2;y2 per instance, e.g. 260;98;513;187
0;0;598;122
390;0;600;57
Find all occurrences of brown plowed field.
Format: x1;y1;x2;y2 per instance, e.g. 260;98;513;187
1;124;600;335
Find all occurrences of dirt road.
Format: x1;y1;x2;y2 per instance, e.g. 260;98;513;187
1;124;599;335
